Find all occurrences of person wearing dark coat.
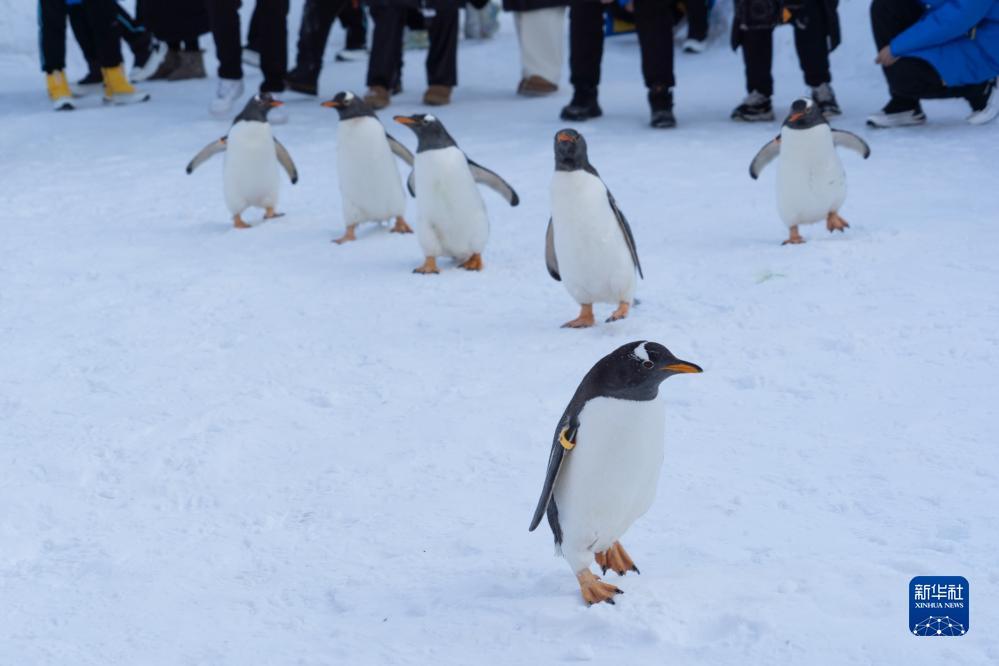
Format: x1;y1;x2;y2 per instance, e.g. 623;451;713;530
730;0;842;121
365;0;483;108
562;0;679;129
503;0;568;96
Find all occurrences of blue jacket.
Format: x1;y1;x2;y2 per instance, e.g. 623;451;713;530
892;0;999;86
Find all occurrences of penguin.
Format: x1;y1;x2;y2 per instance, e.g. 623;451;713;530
393;114;519;274
320;91;415;244
529;341;702;605
749;97;871;245
547;129;643;328
186;93;298;229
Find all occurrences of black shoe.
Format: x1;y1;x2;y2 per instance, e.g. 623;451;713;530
285;68;318;96
731;91;774;122
77;68;102;87
648;85;676;128
811;82;841;117
560;90;602;121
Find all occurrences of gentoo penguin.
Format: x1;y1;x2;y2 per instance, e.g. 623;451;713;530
186;93;298;229
529;341;702;605
321;91;415;244
393;114;519;274
547;129;643;328
749;97;871;245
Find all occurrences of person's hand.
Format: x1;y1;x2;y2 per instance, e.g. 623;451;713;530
875;46;899;67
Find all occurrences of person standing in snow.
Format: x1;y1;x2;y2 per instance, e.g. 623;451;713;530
561;0;679;129
205;0;290;122
867;0;999;126
284;0;361;96
504;0;567;96
730;0;842;121
38;0;150;110
131;0;211;82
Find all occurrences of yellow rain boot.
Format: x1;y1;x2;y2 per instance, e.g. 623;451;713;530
46;70;74;111
101;64;150;105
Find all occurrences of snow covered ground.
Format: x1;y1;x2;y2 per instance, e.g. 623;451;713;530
2;1;999;664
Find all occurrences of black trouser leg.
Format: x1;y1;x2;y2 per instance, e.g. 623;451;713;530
206;0;242;80
38;0;68;73
634;0;675;89
685;0;708;41
366;5;405;88
793;0;831;87
340;2;367;50
67;3;99;70
111;3;149;57
870;0;926;108
255;0;290;92
568;0;605;93
885;56;987;103
83;0;125;68
293;0;341;77
740;28;773;95
247;0;263;51
426;8;458;86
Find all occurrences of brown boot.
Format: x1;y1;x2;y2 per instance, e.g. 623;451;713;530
517;75;558;97
364;85;390;110
423;85;452;106
148;49;181;81
167;51;207;81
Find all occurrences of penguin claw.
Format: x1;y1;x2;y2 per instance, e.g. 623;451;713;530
577;570;624;606
826;212;849;233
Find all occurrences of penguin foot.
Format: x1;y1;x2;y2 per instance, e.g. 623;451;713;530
562;304;595;329
826;212;849;233
233;215;251;229
413;257;439;274
595;541;640;576
782;226;805;245
459;253;483;271
263;207;284;220
606;302;630;323
576;570;623;606
333;225;357;244
390;216;413;234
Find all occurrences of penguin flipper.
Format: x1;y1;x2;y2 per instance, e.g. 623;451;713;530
545;218;561;281
832;130;871;159
273;139;299;184
185;137;226;174
467;159;520;206
608;191;643;280
406;170;416;198
385;133;414;166
529;418;579;532
749;136;781;180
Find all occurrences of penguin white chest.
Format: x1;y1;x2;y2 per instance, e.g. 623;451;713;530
551;171;636;305
337;117;406;224
413;147;489;259
776;125;847;227
224;121;281;215
554;396;666;566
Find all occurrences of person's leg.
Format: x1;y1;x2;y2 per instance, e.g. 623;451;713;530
568;0;604;94
870;0;926;110
793;0;830;88
426;7;459;88
111;2;150;57
685;0;708;41
255;0;289;93
366;5;405;89
740;28;773;96
292;0;339;78
634;0;674;90
516;7;564;84
206;0;243;81
82;0;126;68
38;0;68;73
340;1;367;51
246;0;263;52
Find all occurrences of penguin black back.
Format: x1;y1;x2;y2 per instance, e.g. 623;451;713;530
783;98;827;130
320;91;377;120
233;93;282;125
393;114;458;152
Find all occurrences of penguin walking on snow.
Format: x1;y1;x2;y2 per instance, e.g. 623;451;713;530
321;91;415;244
547;129;643;328
529;341;702;605
393;114;519;274
186;93;299;229
750;97;871;245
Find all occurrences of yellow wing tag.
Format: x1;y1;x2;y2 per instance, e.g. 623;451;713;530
559;427;575;451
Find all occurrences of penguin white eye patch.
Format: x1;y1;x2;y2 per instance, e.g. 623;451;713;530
631;342;651;363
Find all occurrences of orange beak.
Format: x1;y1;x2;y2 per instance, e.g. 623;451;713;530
269;99;284;108
788;112;804;122
394;115;418;126
321;99;340;108
662;362;703;374
556;131;575;143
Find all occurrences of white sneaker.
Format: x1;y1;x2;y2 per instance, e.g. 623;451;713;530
335;48;368;62
968;79;999;125
267;94;288;124
866;107;927;128
131;40;168;82
210;78;245;117
242;47;260;68
682;38;707;54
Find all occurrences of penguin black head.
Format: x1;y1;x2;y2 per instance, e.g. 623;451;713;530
393;114;456;152
320;91;376;120
554;128;591;172
589;341;702;401
783;98;827;130
234;93;283;124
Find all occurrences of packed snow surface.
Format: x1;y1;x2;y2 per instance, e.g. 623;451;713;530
2;2;998;664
